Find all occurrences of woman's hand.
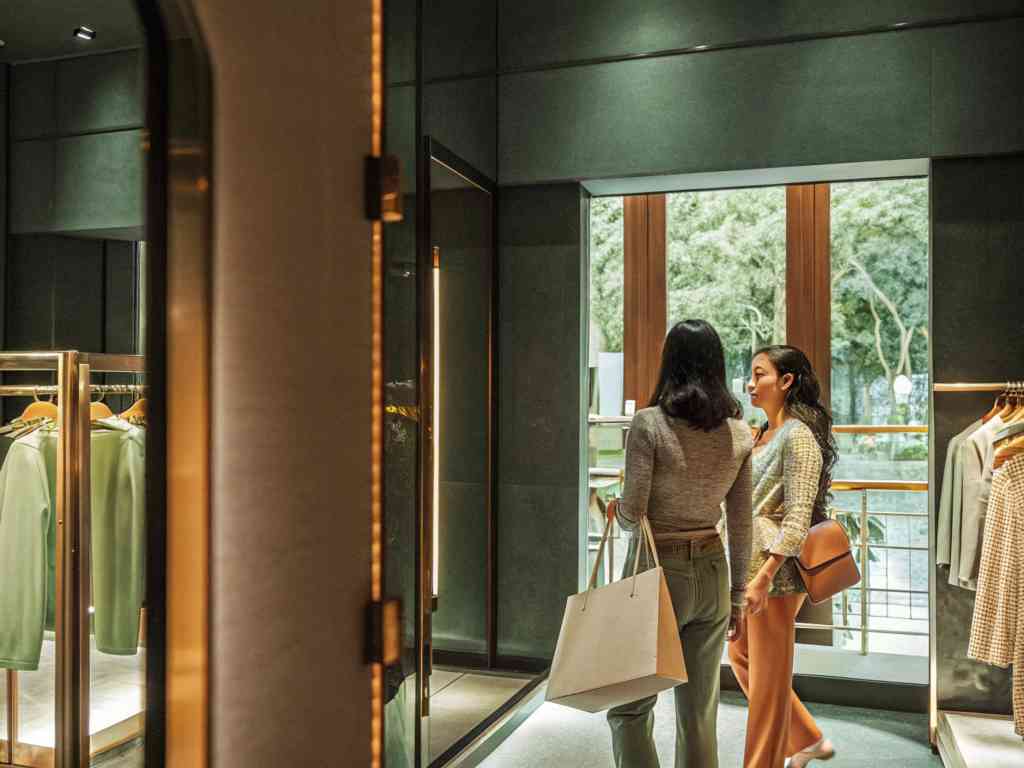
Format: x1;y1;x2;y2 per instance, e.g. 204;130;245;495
744;574;770;616
727;606;744;642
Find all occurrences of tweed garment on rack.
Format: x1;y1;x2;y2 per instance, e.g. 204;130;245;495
967;453;1024;737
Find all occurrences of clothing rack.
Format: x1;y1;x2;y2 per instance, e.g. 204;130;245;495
931;378;1024;763
0;350;145;768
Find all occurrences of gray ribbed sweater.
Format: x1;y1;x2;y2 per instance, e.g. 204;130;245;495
618;406;754;606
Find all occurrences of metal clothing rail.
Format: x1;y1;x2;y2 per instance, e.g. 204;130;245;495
0;351;145;768
933;381;1019;392
0;384;147;398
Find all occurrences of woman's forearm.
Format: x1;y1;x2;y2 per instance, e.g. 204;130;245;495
753;552;787;586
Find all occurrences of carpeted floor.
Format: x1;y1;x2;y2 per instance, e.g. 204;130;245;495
478;690;942;767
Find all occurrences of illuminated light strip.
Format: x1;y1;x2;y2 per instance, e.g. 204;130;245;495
370;0;384;763
433;254;441;598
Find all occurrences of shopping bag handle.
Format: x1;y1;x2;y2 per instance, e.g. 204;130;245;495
630;516;661;580
586;510;615;592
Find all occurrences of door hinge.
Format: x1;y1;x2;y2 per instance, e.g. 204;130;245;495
366;598;402;665
365;155;404;223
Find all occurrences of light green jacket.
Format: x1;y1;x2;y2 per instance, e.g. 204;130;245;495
0;420;145;669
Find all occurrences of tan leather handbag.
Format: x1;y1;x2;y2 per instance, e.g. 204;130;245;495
795;518;861;605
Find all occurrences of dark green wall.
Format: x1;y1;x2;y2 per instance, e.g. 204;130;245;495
499;19;1024;184
931;156;1024;717
497;184;584;661
499;1;1024;70
8;50;144;236
3;235;139;418
431;184;493;655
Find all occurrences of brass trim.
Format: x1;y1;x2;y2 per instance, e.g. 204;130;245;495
6;670;16;765
11;742;55;768
833;424;929;434
831;480;928;492
76;366;93;768
89;713;145;757
933;382;1009;392
54;352;83;768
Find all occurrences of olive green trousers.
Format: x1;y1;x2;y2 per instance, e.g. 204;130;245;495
607;537;731;768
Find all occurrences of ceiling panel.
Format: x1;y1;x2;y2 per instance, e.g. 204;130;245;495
0;1;143;63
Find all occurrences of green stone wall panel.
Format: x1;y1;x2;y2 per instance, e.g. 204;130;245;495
52;238;105;351
387;86;417;209
9;140;57;233
433;481;489;654
5;237;56;349
424;0;497;81
499;0;1024;70
54;130;144;233
930;20;1024;157
10;62;57;140
501;31;930;185
386;0;417;84
424;77;498;183
56;50;144;135
105;241;139;354
497;184;582;662
499;186;581;487
496;483;579;659
931;156;1024;715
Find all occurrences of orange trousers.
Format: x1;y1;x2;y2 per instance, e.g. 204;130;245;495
727;594;822;767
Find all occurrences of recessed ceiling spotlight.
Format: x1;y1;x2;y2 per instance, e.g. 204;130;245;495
892;21;909;28
0;40;6;48
74;26;97;41
694;44;710;50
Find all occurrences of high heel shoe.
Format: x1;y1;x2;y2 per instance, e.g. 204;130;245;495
788;737;835;767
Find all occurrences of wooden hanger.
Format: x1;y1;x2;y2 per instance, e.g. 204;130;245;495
995;383;1020;422
119;397;147;423
90;392;113;420
982;387;1008;423
1004;383;1024;424
20;389;58;422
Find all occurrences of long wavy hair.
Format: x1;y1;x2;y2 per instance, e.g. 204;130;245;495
649;320;742;431
754;345;838;522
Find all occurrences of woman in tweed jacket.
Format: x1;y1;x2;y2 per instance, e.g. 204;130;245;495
728;346;838;768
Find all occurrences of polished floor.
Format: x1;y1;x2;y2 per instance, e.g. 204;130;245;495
429;668;533;760
478;689;942;767
8;635;144;748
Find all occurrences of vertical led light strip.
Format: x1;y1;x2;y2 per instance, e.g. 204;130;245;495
370;0;384;763
432;247;441;598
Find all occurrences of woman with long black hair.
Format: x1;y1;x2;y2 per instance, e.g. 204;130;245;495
608;319;753;768
728;345;839;767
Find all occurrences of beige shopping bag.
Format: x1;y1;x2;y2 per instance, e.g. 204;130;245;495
545;515;686;713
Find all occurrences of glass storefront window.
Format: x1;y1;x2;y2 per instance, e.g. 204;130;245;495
830;178;930;661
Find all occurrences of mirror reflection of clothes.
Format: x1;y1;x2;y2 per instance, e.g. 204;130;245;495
0;419;145;670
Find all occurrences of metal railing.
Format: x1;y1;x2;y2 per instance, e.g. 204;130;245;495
797;478;929;655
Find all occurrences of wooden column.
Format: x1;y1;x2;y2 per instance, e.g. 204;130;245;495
786;183;833;645
785;184;831;408
623;194;667;410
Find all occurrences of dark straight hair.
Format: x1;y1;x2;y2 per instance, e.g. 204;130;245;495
753;344;838;522
648;319;742;431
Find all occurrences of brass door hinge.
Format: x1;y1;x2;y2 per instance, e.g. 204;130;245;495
365;155;404;223
366;599;402;665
